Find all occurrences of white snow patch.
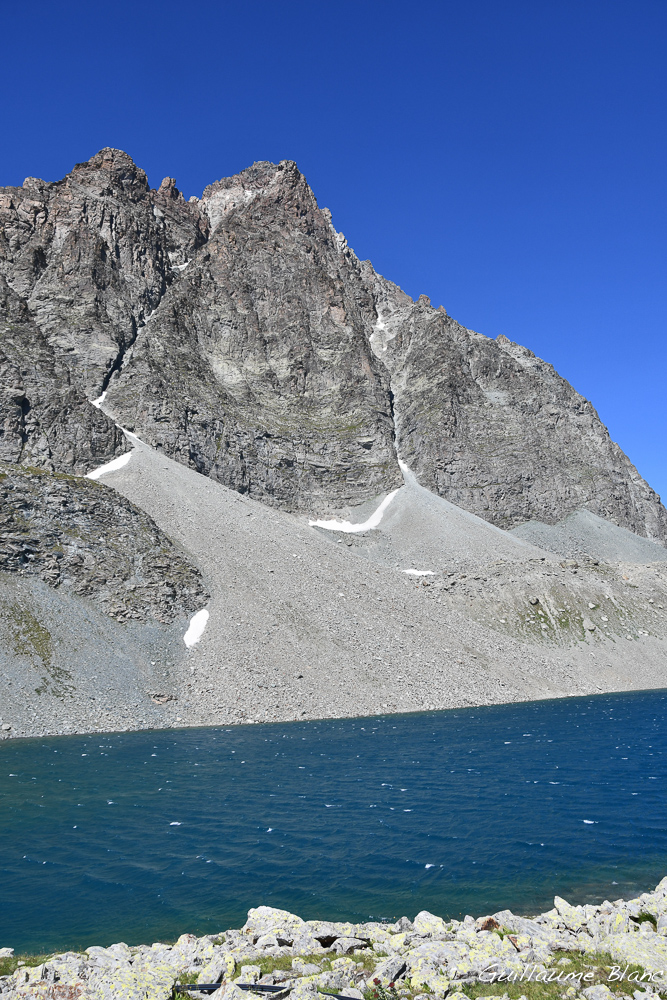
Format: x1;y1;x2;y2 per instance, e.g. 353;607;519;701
398;457;419;483
184;608;209;648
309;488;400;533
123;429;146;445
86;451;132;480
404;569;435;577
171;261;191;271
91;390;107;409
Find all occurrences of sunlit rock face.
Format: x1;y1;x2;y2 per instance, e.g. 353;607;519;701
1;149;665;539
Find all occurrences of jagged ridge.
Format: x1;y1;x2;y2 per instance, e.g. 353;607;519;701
0;149;665;541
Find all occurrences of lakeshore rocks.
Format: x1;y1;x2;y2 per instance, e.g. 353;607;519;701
4;878;667;999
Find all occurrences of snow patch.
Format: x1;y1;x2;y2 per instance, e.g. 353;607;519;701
91;390;107;409
184;608;209;648
309;488;401;533
86;452;132;480
369;312;399;355
404;569;435;577
397;457;420;485
171;261;191;272
123;429;146;445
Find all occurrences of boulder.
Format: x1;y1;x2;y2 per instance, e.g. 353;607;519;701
412;910;449;937
367;955;406;986
244;906;305;944
332;937;368;955
554;896;586;933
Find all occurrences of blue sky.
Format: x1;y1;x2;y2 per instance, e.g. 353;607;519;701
2;0;665;499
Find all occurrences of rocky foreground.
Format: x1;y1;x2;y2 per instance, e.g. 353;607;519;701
5;880;667;999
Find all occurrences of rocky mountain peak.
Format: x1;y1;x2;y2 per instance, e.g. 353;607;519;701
70;147;150;200
200;158;322;235
0;149;665;542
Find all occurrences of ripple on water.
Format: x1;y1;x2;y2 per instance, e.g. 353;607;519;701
1;689;666;953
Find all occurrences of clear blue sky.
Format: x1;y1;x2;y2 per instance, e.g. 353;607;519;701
2;0;665;500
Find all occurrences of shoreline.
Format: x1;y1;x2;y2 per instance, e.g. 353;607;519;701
3;682;667;742
4;880;667;998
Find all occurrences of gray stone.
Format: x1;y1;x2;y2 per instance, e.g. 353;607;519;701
332;937;368;955
0;461;207;625
368;955;406;986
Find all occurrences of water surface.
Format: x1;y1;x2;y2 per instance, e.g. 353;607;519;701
1;690;666;953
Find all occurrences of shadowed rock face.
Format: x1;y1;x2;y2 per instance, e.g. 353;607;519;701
367;271;667;544
0;275;126;473
0;148;665;539
0;462;208;624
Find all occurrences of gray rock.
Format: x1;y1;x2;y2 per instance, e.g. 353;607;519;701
332;938;368;955
0;461;207;624
3;149;664;539
368;272;667;544
0;275;126;475
512;509;667;563
368;955;406;985
582;986;614;1000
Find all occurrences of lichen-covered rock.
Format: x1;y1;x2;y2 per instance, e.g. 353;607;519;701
367;955;406;986
601;932;667;977
554;895;587;933
412;910;449;937
243;906;306;944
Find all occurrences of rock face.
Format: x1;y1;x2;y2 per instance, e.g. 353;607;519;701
1;148;665;539
0;275;126;473
368;272;667;542
0;462;207;624
106;160;401;511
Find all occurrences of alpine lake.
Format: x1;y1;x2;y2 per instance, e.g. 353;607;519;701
2;689;666;954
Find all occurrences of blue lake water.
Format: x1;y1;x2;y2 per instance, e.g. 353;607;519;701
2;690;667;955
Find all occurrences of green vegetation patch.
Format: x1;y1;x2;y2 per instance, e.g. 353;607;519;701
0;954;52;978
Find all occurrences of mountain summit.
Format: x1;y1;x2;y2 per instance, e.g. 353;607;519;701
1;149;665;536
1;151;666;740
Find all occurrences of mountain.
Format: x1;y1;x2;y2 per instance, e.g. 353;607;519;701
0;149;665;739
2;148;665;537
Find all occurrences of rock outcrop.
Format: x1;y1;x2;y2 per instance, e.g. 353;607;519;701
2;148;665;539
0;275;126;474
105;160;402;511
4;879;667;998
0;462;207;624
